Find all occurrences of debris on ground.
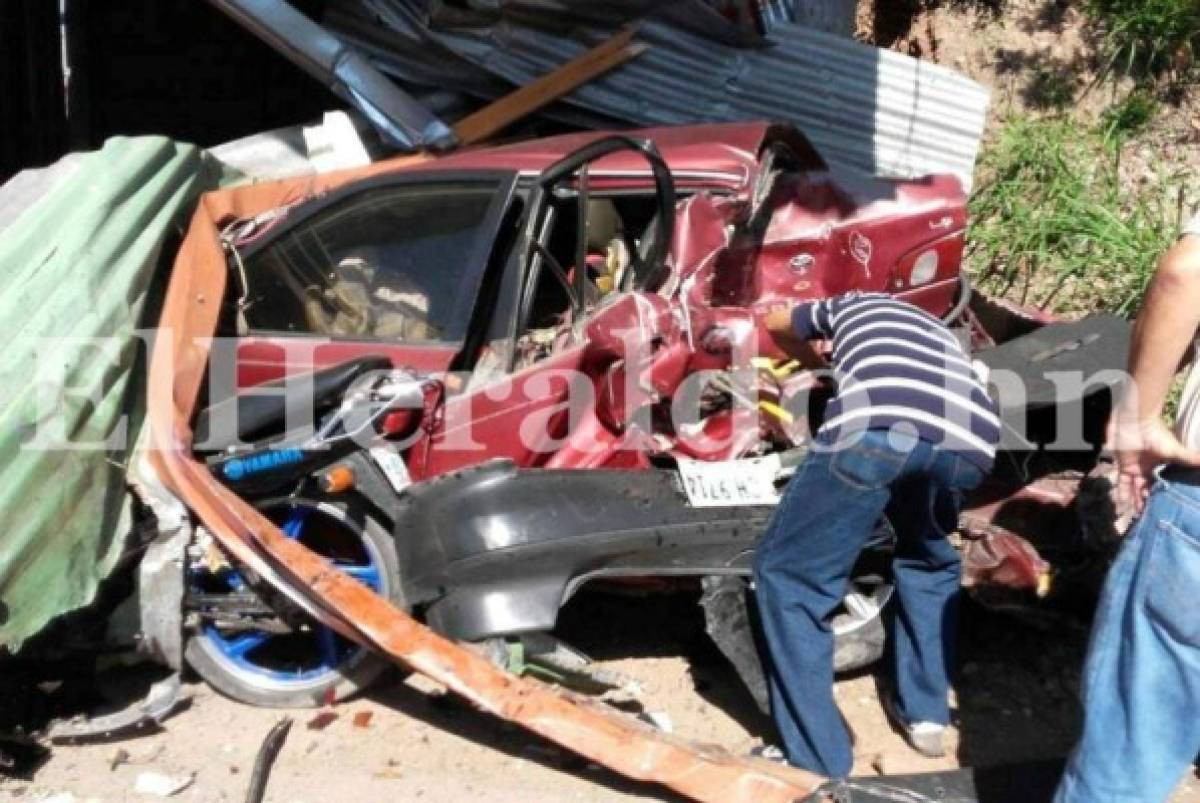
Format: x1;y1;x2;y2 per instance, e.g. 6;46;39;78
107;743;164;772
108;747;129;771
46;675;191;744
244;718;293;803
306;711;339;732
641;712;674;734
39;793;79;803
11;604;1200;801
132;771;195;798
0;732;49;779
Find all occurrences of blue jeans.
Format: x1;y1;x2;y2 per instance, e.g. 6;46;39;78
753;429;986;778
1054;470;1200;803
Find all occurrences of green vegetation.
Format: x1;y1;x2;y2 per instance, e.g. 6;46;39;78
963;1;1197;321
1099;90;1160;141
1087;0;1200;81
968;115;1184;317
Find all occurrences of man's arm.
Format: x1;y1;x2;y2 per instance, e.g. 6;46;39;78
1112;234;1200;509
763;304;828;369
764;305;825;365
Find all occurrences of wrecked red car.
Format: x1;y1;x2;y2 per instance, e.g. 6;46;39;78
158;121;1126;709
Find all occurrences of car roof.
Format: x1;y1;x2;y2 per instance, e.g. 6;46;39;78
384;121;784;193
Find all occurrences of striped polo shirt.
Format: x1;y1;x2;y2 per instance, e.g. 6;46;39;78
791;292;1000;470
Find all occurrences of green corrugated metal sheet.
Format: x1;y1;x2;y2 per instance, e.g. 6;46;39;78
0;136;218;651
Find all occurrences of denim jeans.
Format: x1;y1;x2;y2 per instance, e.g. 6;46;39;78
1054;470;1200;803
753;428;986;778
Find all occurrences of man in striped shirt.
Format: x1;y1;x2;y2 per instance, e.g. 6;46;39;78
753;292;1000;778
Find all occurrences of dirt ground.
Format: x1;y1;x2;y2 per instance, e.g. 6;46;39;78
5;594;1198;803
860;0;1200;196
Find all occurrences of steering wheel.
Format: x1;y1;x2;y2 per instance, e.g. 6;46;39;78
532;136;677;314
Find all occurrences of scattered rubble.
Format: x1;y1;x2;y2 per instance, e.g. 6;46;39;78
245;718;293;803
132;771;194;798
306;712;339;732
46;675;190;744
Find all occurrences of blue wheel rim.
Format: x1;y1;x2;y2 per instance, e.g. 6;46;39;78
190;503;382;684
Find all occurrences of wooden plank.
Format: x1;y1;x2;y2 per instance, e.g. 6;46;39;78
452;26;647;146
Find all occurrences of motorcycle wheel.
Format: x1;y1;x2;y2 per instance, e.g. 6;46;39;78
184;498;401;708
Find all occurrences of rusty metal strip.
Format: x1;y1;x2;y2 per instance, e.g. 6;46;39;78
453;26;647;146
146;161;824;802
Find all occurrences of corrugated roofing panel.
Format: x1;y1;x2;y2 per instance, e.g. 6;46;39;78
0;137;216;651
342;0;989;188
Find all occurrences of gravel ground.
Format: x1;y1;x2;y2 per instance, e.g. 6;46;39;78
4;594;1198;803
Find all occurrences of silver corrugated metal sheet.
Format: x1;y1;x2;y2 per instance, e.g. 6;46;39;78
758;0;856;37
208;110;391;181
207;0;458;151
335;0;989;189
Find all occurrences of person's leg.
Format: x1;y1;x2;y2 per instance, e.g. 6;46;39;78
885;457;977;726
754;431;912;777
1054;479;1200;803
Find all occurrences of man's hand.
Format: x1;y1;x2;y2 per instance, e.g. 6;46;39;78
760;303;827;368
1109;414;1200;513
763;305;796;340
1107;234;1200;514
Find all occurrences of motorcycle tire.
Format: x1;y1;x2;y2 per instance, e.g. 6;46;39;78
185;498;401;708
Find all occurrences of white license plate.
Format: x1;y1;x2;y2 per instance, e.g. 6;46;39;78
677;455;781;508
370;446;411;492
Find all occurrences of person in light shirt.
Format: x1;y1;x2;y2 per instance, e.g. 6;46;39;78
1055;211;1200;803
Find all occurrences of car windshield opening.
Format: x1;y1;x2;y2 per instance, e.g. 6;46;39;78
240;180;504;343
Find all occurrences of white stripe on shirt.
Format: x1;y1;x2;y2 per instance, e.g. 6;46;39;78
820;405;998;457
836;305;960;348
837;376;1002;427
837;335;975;372
829;294;941;327
835;319;959;357
845;354;988;395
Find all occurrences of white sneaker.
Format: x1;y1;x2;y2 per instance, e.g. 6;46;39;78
882;690;946;758
749;744;790;765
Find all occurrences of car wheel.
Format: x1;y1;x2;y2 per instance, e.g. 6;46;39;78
184;498;400;708
832;574;894;674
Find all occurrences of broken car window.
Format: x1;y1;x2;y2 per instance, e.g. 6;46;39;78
241;181;501;342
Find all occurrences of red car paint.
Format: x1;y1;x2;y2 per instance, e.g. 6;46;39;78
228;121;1049;591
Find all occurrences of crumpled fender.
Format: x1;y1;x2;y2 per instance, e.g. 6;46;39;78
146;158;823;800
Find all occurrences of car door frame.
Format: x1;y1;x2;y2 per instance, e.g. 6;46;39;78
232;168;521;388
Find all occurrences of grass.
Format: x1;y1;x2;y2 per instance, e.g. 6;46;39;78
1099;89;1160;142
1086;0;1200;81
968;115;1185;317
